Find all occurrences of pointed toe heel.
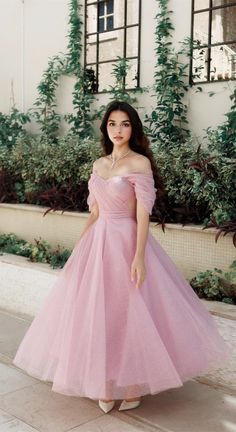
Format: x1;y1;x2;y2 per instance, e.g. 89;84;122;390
98;400;115;413
119;398;141;411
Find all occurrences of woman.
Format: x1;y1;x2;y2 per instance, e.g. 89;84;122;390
13;101;231;414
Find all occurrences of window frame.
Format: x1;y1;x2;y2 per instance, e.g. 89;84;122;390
84;0;142;94
190;0;236;84
98;0;114;32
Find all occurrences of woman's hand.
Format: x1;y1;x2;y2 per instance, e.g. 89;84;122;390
131;255;146;289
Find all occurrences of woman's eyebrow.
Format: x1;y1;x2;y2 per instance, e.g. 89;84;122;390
108;119;131;123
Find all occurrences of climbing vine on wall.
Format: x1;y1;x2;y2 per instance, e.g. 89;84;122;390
146;0;190;147
31;0;95;140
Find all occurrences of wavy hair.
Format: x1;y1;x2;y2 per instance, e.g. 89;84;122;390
100;100;166;198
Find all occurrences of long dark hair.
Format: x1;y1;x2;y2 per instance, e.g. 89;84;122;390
100;100;166;198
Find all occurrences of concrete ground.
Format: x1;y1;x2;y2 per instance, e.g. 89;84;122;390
0;308;235;432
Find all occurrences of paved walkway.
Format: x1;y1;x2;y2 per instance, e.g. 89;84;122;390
0;308;235;432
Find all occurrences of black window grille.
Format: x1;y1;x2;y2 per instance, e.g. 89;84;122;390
84;0;142;93
190;0;236;83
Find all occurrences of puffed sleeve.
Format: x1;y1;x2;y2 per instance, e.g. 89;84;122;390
87;174;96;211
129;173;157;215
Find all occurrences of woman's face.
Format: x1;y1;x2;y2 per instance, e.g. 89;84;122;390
107;110;132;147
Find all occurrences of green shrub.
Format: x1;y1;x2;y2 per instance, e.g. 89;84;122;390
189;260;236;304
0;233;71;268
0;134;101;207
0;108;30;149
152;136;236;225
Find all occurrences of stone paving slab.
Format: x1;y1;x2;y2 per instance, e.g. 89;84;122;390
0;407;14;426
124;381;236;432
0;310;32;360
0;418;39;432
0;363;38;396
68;414;158;432
0;380;102;432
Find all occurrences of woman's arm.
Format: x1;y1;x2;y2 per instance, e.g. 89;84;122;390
130;156;152;289
131;202;149;289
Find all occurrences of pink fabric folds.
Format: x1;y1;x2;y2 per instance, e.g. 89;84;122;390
127;173;157;215
87;170;157;215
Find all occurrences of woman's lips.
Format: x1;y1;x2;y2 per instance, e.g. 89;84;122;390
114;136;123;140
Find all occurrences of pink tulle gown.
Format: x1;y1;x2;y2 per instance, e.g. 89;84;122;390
13;168;232;400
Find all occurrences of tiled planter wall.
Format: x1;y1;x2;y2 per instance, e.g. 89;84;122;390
0;203;235;279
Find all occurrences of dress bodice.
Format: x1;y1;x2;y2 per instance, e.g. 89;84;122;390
87;169;157;218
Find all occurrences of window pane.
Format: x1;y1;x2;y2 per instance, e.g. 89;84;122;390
193;11;209;45
210;43;236;80
87;4;97;34
98;62;115;91
99;29;124;61
116;0;125;27
86;38;97;63
126;58;138;88
98;1;104;16
85;0;141;92
127;0;139;25
127;26;138;57
99;17;105;32
213;0;236;6
107;0;114;14
212;6;236;44
106;15;114;30
192;47;208;82
194;0;209;10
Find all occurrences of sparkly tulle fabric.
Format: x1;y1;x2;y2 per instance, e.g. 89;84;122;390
13;169;232;400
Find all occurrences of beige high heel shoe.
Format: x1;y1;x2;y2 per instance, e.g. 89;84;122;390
119;397;141;411
98;399;115;413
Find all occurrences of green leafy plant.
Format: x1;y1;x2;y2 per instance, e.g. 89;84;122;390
108;57;143;104
189;260;236;304
30;0;96;140
145;0;190;146
64;0;97;138
1;134;101;208
205;88;236;159
0;233;71;268
65;71;96;139
31;55;67;140
97;57;145;119
0;108;30;149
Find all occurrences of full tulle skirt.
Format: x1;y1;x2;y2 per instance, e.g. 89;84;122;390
13;217;232;400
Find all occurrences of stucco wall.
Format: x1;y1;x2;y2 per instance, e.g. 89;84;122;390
0;0;235;138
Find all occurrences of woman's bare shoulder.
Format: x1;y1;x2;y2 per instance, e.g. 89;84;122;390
93;156;108;170
130;153;152;174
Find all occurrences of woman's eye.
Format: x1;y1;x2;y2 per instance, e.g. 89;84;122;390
108;122;115;126
123;123;130;127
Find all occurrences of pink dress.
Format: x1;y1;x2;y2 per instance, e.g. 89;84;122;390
13;169;232;400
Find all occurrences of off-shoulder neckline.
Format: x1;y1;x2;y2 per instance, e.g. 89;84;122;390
92;171;153;181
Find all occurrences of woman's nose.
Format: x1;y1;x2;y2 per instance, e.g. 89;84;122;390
114;124;122;133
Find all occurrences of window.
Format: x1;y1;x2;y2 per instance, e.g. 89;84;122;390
98;0;114;32
85;0;141;93
190;0;236;83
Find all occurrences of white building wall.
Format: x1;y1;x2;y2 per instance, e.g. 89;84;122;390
0;0;235;138
0;0;69;114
